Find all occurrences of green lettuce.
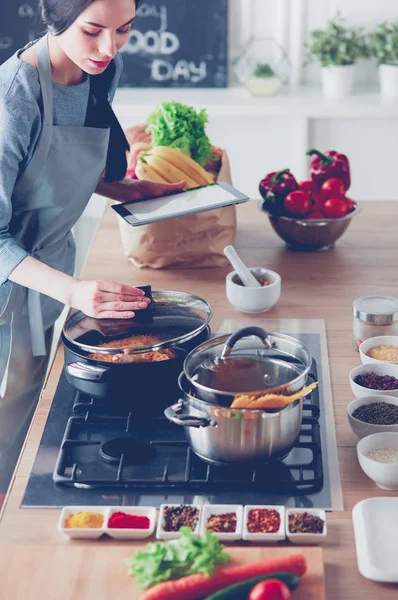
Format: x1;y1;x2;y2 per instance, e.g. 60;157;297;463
146;101;213;166
124;526;230;590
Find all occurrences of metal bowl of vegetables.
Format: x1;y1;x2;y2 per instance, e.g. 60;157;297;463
261;201;362;251
258;149;361;251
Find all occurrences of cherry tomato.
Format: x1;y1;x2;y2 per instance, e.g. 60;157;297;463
320;178;346;200
249;579;292;600
306;210;325;220
323;197;348;219
298;180;314;193
284;190;311;216
343;196;356;213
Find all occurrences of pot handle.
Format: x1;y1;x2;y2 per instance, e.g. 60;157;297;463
220;326;272;359
66;361;108;382
164;401;213;428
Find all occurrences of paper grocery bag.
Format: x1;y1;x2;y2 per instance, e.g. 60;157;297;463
117;150;237;269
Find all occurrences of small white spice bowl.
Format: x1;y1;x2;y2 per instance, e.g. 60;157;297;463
156;504;201;540
359;336;398;365
199;504;243;541
58;506;108;539
357;432;398;490
226;268;281;314
347;396;398;439
105;506;156;539
243;505;285;542
349;363;398;399
286;508;327;545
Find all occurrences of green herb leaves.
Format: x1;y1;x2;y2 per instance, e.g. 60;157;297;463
369;21;398;66
124;526;230;590
146;101;213;167
306;13;368;67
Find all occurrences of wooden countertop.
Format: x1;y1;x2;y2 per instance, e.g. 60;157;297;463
0;200;398;599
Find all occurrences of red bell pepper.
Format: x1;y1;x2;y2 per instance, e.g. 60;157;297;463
306;148;351;191
259;169;298;201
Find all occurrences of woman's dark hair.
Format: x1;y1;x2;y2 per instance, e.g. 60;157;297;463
39;0;141;35
39;0;141;182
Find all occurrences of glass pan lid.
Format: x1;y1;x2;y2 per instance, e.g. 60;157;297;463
63;291;212;355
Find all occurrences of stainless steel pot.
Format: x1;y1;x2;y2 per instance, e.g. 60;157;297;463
164;373;303;464
183;326;312;406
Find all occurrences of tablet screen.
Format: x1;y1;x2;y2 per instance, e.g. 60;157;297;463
113;182;249;226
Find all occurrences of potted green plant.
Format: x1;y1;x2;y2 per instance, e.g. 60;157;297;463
245;63;283;96
306;13;368;98
369;21;398;98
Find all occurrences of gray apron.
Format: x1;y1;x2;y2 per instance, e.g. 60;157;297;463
0;34;110;490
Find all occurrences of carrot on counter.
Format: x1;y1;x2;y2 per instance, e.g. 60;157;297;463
142;553;307;600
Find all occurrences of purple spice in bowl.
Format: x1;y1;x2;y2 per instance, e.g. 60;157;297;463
354;372;398;391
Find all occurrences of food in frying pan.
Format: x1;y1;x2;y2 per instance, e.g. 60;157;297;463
88;335;176;363
230;381;318;409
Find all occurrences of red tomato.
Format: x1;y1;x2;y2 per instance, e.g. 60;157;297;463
343;196;356;213
249;579;292;600
323;197;348;218
298;180;314;193
306;210;325;219
320;178;346;200
284;191;311;216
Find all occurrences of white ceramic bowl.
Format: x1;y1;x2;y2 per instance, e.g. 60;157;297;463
349;363;398;399
359;336;398;365
156;504;201;540
226;267;281;314
286;509;327;544
199;504;243;541
357;432;398;490
347;396;398;439
242;505;285;542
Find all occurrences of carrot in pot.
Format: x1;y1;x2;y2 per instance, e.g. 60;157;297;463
142;553;306;600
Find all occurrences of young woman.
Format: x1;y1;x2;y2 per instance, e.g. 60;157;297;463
0;0;185;496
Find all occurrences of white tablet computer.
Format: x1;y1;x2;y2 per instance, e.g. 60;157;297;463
112;182;250;226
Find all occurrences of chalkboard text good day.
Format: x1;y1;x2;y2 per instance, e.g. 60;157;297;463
0;0;228;88
119;0;228;88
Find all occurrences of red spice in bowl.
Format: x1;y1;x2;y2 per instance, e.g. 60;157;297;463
108;511;150;529
247;508;281;533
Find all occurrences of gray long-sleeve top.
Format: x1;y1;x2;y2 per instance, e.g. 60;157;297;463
0;43;122;285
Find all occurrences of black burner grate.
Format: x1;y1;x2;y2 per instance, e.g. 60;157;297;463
53;364;323;495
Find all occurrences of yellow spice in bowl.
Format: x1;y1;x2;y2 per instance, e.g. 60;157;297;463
367;345;398;361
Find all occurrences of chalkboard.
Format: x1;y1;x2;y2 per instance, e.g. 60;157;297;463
0;1;228;88
119;0;228;88
0;2;41;64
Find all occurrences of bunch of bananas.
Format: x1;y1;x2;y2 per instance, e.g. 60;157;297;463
135;146;215;189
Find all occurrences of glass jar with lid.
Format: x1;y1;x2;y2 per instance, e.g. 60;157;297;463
353;295;398;351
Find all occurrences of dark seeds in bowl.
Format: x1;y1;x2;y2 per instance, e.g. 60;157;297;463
352;402;398;424
354;372;398;390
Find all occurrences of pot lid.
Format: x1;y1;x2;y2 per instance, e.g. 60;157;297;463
185;326;312;396
63;290;212;355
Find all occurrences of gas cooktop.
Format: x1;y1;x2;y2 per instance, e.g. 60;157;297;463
22;328;343;510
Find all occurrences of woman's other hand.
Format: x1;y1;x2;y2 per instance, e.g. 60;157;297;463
120;179;186;203
69;280;150;319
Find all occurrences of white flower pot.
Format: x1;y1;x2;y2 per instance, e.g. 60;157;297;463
379;64;398;98
321;65;356;98
245;76;283;96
